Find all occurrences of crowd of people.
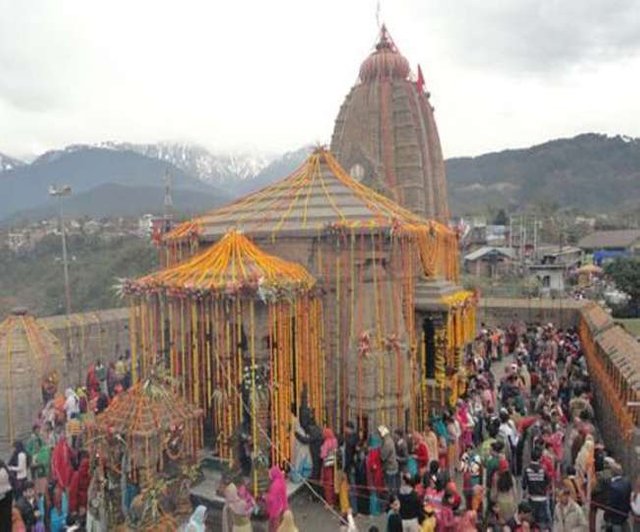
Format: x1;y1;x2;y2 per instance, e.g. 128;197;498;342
0;356;131;532
3;321;640;531
226;321;640;531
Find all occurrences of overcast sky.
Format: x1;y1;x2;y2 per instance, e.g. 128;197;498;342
1;0;639;159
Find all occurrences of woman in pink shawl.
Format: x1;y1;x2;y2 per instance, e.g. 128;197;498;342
455;400;474;452
222;482;252;531
264;466;287;531
320;427;338;507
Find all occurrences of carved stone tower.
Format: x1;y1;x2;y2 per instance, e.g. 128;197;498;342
331;25;450;223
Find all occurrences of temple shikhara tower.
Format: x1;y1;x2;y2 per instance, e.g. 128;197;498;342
331;26;450;223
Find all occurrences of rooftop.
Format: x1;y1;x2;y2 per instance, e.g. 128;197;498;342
464;246;516;261
166;148;451;242
578;229;640;249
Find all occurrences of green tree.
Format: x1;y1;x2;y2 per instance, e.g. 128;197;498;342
605;257;640;316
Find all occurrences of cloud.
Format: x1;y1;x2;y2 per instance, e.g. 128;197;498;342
0;0;639;158
424;0;640;74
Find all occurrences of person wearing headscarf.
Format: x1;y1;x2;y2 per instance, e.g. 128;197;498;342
264;467;287;532
491;460;517;524
412;431;429;476
64;388;80;419
69;452;91;515
276;509;298;532
366;434;384;516
289;415;311;483
222;483;252;532
455;400;474;451
320;427;338;506
575;435;595;496
553;486;587;532
378;425;399;496
51;437;74;490
236;480;256;515
185;505;207;532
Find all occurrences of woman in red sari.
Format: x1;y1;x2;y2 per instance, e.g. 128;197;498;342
412;432;429;476
68;453;90;514
320;428;338;507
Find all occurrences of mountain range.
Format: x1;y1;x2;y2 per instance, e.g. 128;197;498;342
445;133;640;214
1;133;638;224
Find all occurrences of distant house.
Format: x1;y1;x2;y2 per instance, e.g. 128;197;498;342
529;245;582;296
464;246;515;278
137;214;155;237
577;229;640;264
7;231;33;253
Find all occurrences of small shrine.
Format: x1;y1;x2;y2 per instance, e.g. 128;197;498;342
89;375;203;530
0;308;63;456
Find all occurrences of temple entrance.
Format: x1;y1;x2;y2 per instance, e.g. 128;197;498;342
423;317;436;379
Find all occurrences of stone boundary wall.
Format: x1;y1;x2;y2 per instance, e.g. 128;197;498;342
39;308;129;387
477;297;586;330
578;302;640;479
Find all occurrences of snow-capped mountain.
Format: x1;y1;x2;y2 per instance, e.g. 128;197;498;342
0;153;25;173
101;141;274;184
29;141;274;184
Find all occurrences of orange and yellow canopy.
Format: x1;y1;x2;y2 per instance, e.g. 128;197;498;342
126;230;315;299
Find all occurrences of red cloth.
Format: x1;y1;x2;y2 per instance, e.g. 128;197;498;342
541;453;556;483
321;465;335;506
366;448;384;491
69;457;90;513
415;441;429;470
86;365;99;399
517;416;537;433
51;438;74;488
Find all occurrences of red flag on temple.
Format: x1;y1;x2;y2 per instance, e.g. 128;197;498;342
416;64;425;93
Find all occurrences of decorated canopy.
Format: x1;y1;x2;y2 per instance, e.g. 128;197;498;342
0;309;63;456
126;230;315;300
93;376;203;485
164;147;459;281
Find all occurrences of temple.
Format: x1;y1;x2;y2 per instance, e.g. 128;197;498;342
130;142;474;474
120;25;476;497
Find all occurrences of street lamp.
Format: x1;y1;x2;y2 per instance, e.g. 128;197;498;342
49;185;72;317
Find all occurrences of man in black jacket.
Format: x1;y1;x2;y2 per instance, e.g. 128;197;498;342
295;414;323;480
342;421;358;474
342;420;360;514
604;462;632;531
522;447;551;530
397;473;422;530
